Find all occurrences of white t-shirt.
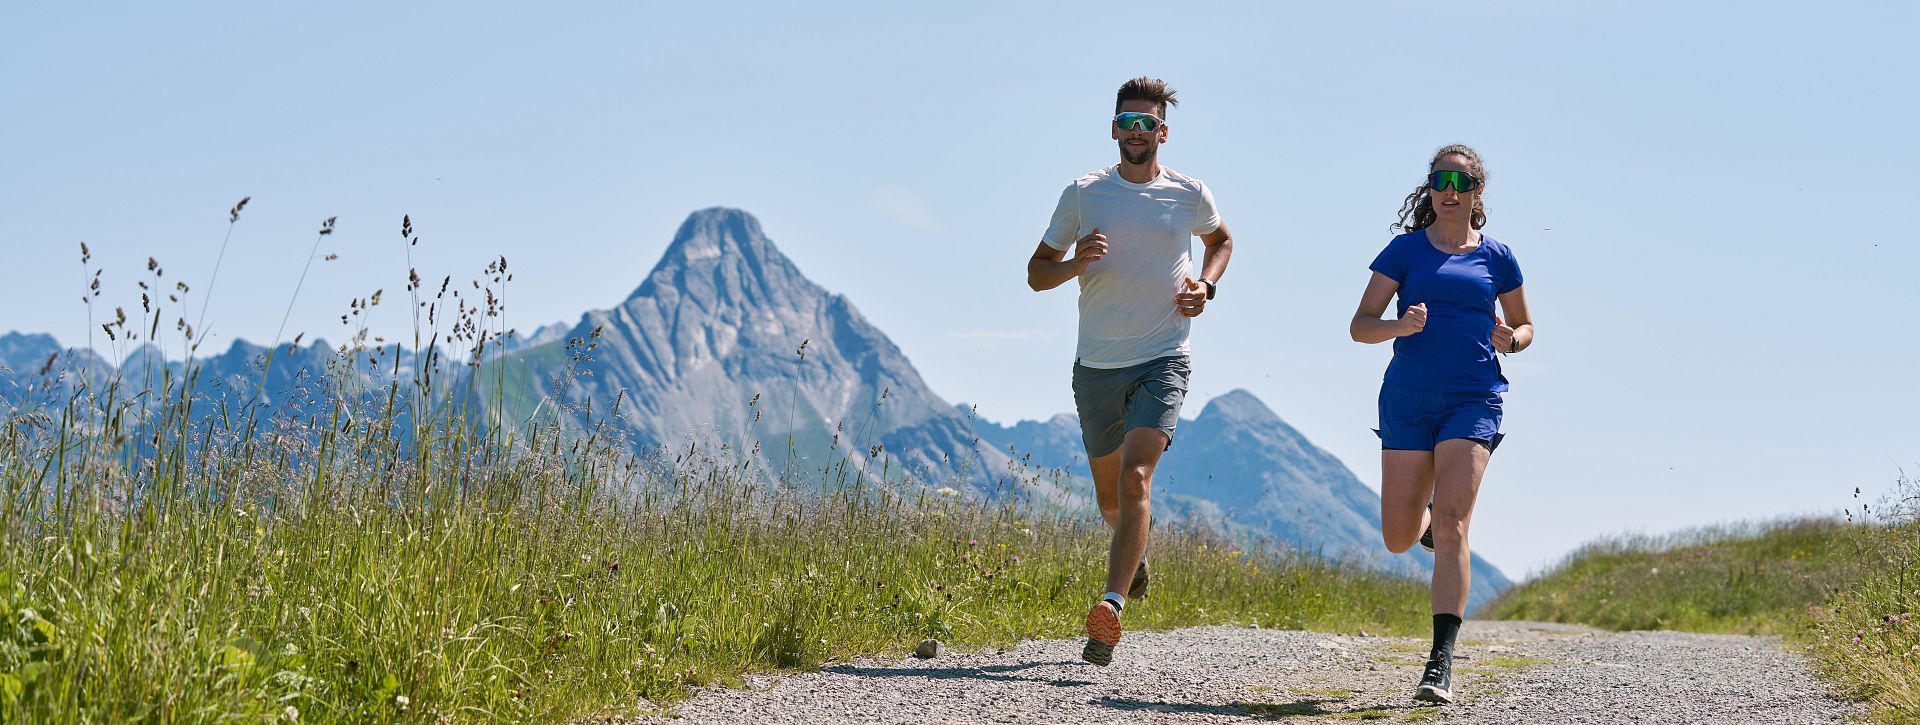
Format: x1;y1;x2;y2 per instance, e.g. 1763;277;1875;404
1041;165;1221;369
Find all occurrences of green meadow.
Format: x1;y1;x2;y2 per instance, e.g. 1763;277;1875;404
1484;484;1920;722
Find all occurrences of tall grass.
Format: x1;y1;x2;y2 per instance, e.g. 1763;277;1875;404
0;209;1430;722
1482;475;1920;721
1803;473;1920;721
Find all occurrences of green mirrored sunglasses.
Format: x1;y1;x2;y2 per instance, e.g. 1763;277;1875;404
1427;170;1482;193
1113;112;1163;132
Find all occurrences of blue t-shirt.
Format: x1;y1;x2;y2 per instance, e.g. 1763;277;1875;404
1368;228;1524;393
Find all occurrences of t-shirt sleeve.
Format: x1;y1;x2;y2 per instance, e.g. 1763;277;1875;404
1368;237;1408;283
1496;244;1524;294
1191;181;1221;235
1039;183;1080;252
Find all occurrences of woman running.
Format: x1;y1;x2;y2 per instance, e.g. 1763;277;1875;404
1349;144;1532;704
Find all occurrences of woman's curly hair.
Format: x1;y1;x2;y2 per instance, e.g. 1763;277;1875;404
1393;144;1488;233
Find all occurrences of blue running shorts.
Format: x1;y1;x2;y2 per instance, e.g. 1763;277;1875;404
1375;384;1504;452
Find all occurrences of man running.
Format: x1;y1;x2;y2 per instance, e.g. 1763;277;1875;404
1026;76;1235;666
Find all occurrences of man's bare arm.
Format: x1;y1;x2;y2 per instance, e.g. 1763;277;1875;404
1028;228;1107;291
1195;223;1232;285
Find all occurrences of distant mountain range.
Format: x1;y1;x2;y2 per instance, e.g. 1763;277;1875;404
0;207;1511;607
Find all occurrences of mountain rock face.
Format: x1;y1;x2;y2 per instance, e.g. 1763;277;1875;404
481;208;1014;487
501;320;570;354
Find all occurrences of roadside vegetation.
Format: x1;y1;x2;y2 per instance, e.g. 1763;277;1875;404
0;206;1430;723
1484;477;1920;721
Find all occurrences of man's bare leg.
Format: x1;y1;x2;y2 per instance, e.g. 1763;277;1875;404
1103;427;1167;597
1089;447;1123;528
1082;427;1170;665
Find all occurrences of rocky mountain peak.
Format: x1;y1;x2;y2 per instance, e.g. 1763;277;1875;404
629;207;818;308
1198;388;1280;424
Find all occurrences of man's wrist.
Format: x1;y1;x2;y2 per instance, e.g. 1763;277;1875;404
1200;278;1216;300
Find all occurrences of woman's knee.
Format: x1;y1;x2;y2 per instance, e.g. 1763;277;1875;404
1430;510;1470;549
1383;530;1417;554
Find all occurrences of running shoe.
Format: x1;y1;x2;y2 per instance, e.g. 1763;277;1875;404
1413;654;1453;704
1127;557;1150;600
1081;600;1123;666
1420;503;1435;553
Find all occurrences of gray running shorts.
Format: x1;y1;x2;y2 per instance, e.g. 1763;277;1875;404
1071;355;1190;458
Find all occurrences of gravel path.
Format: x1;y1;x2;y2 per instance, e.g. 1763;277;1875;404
627;621;1859;724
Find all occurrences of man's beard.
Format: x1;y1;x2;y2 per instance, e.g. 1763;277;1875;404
1119;141;1156;166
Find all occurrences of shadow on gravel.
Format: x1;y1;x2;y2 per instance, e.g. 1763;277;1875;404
1097;696;1432;720
822;661;1094;687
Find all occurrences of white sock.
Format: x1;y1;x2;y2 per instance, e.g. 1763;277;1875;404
1103;591;1126;612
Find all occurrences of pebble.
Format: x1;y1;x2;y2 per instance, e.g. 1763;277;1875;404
912;639;941;659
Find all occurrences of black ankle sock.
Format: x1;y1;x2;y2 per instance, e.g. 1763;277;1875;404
1430;613;1462;662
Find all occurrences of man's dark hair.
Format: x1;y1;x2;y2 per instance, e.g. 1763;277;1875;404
1115;77;1178;116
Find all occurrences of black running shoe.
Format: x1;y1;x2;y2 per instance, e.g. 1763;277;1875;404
1414;655;1453;704
1420;503;1435;552
1127;557;1150;600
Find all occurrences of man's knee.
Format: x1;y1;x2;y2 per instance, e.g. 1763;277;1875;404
1118;464;1154;500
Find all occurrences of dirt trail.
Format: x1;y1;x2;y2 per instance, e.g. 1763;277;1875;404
629;620;1858;723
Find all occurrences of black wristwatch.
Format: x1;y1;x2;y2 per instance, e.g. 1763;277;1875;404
1201;278;1217;300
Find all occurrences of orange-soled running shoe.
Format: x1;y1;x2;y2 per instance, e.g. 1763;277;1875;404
1081;599;1123;666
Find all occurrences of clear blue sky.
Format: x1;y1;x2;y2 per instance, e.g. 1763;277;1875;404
4;1;1915;579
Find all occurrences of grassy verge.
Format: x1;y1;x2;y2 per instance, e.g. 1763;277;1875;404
1480;519;1873;634
1482;480;1920;721
0;228;1430;723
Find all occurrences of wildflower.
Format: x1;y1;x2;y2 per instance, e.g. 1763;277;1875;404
968;539;977;547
